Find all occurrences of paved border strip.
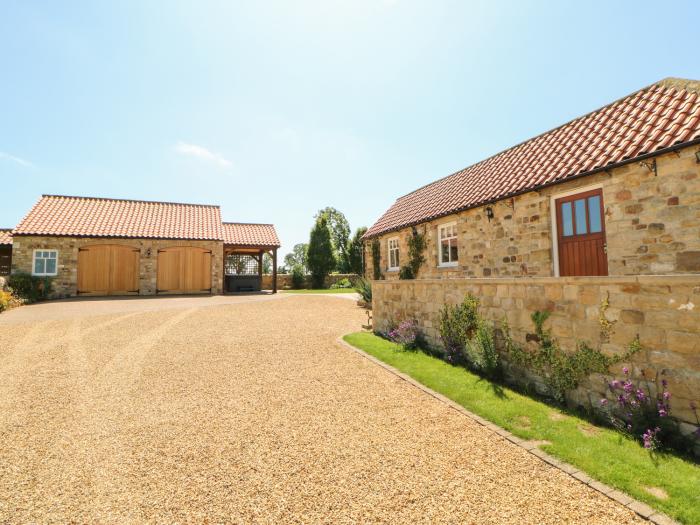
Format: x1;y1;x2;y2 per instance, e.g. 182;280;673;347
337;336;679;525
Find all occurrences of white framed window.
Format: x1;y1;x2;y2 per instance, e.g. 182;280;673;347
438;222;459;267
387;237;400;271
32;249;58;276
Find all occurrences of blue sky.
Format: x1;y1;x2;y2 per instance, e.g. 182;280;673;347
2;1;699;254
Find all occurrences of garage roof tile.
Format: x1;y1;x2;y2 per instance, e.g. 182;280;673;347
13;195;223;240
0;229;12;245
222;222;281;247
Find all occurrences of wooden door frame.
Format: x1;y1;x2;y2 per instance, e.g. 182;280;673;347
549;183;605;277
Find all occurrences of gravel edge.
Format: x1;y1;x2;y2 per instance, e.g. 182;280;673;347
337;336;680;525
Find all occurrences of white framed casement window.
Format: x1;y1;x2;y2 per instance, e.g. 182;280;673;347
438;222;459;267
32;249;58;276
387;237;400;271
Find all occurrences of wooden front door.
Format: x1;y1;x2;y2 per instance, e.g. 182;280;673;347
78;244;140;295
555;189;608;276
157;246;212;294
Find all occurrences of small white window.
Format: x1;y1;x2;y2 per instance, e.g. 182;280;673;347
33;250;58;276
387;237;400;270
438;222;458;267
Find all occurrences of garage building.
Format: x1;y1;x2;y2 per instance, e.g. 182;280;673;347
9;195;280;298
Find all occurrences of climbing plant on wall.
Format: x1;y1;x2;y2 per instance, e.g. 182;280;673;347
371;238;383;280
399;229;427;280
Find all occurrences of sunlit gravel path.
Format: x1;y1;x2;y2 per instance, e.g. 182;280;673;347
0;295;643;523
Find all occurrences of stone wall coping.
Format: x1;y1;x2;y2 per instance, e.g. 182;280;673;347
372;274;700;286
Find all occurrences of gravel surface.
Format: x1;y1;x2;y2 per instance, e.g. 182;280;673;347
0;295;644;523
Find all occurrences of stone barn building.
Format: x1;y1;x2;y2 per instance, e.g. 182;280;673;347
364;78;700;433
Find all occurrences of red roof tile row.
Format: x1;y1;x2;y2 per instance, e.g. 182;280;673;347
222;222;280;247
14;195;223;240
12;195;280;247
365;78;700;238
0;229;12;245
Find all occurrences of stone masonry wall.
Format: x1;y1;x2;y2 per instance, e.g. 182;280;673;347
11;236;224;297
261;273;358;290
365;146;700;279
372;276;700;434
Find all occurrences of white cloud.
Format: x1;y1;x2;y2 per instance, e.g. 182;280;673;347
174;141;232;168
0;151;34;168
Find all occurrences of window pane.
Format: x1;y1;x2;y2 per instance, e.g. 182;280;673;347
34;258;44;274
574;199;587;234
561;202;573;236
450;240;458;262
395;250;399;267
441;239;450;263
46;258;57;274
588;196;602;233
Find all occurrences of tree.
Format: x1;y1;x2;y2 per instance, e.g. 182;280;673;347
346;226;367;275
283;243;308;273
307;215;336;288
315;207;350;272
262;253;272;274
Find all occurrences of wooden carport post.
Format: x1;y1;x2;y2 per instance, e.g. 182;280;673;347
272;248;277;294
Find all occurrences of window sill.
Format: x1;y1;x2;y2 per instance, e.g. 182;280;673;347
386;268;399;273
437;263;459;269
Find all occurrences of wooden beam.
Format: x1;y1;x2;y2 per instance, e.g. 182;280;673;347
272;248;278;294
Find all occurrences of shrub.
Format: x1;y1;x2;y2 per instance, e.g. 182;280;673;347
502;308;642;403
330;277;352;289
465;319;500;378
600;369;697;453
7;272;52;303
0;290;22;312
354;277;372;304
438;294;480;364
290;264;306;289
387;319;423;350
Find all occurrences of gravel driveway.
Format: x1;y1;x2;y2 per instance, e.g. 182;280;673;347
0;295;643;523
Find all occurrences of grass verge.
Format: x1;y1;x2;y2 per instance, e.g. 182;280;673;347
281;289;357;294
343;331;700;525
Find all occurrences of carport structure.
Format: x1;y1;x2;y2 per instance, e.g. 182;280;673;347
222;222;281;294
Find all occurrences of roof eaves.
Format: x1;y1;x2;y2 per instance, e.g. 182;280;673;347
362;135;700;239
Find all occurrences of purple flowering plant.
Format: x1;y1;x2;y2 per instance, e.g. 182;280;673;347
386;319;423;350
600;368;697;453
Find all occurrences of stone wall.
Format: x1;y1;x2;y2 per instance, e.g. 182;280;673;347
11;236;224;297
372;276;700;433
261;273;359;290
365;146;700;279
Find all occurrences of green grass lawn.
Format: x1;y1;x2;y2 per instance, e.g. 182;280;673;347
343;332;700;525
281;288;357;294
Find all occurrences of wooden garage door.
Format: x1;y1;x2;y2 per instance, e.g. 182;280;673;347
77;244;140;295
157;246;212;294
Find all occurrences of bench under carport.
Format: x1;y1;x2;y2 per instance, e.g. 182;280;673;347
223;223;281;294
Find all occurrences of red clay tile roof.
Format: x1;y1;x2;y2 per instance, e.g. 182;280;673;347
365;78;700;238
222;222;280;247
0;229;12;245
13;195;223;240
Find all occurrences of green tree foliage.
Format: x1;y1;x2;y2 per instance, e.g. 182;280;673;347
346;226;367;275
283;243;308;273
262;253;272;274
316;207;350;272
307;215;336;288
